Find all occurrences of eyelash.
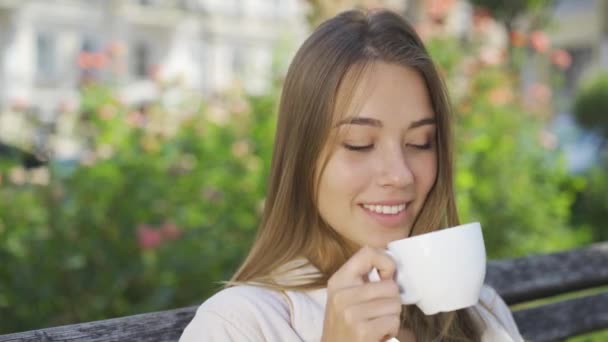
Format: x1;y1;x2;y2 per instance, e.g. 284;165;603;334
343;144;373;151
343;142;433;151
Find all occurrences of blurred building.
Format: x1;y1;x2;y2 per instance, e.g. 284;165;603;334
542;0;608;172
0;0;306;122
549;0;608;96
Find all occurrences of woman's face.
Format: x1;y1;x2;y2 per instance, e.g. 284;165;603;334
316;62;438;248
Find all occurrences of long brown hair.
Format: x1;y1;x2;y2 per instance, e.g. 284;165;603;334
231;9;482;341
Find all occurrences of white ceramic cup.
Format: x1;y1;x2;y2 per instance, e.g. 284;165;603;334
368;222;486;315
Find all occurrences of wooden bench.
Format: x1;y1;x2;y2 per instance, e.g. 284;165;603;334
1;242;607;342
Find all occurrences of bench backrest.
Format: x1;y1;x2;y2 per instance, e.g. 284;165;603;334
486;241;608;341
1;242;607;342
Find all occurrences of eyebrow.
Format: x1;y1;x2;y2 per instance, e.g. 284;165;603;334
335;116;436;129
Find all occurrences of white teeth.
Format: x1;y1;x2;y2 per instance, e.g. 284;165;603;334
363;203;406;215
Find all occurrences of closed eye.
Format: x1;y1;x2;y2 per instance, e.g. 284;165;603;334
407;142;433;150
343;143;373;151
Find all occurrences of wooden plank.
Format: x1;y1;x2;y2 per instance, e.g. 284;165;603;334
5;293;608;342
513;292;608;342
0;306;196;342
486;242;608;304
2;242;608;341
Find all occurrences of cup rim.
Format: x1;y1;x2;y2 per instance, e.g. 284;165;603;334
387;221;481;248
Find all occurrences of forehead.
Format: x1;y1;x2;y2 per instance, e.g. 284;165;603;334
332;61;435;127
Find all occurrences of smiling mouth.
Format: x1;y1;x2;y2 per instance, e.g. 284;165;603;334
361;203;407;215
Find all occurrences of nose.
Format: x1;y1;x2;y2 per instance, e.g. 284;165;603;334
377;146;414;188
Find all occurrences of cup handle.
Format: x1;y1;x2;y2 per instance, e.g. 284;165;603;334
368;251;419;305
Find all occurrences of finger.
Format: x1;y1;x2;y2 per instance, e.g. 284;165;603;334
356;315;401;341
329;246;396;289
331;280;400;309
342;298;402;324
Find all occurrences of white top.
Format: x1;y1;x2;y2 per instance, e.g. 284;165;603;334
180;263;523;342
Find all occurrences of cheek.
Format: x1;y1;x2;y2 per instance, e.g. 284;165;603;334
321;156;365;199
318;153;369;212
410;153;438;193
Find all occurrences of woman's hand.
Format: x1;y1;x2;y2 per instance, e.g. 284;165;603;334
321;246;402;342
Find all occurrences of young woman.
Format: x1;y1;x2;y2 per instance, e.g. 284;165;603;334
180;8;523;342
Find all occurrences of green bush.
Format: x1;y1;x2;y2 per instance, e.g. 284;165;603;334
427;38;589;258
574;73;608;139
571;157;608;242
0;84;277;332
570;73;608;244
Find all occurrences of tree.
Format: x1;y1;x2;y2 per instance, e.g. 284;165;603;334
570;73;608;243
469;0;554;31
573;73;608;147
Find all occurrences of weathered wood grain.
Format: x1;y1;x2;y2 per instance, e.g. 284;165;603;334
486;242;608;304
513;292;608;342
0;306;196;342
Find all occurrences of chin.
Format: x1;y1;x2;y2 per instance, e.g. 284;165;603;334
365;235;400;249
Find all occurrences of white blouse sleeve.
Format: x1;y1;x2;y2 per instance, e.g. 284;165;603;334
179;285;300;342
477;285;524;342
179;308;254;342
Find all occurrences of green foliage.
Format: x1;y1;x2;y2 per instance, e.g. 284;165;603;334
567;329;608;342
571;157;608;242
570;73;608;245
469;0;553;25
427;39;589;258
573;73;608;141
0;85;277;333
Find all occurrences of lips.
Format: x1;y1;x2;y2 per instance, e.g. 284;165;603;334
359;201;412;228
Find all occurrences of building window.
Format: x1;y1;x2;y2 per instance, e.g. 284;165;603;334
36;32;56;80
232;46;245;77
554;0;596;14
82;36;100;53
134;43;150;78
565;46;593;94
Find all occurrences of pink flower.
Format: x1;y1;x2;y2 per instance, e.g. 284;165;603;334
472;7;493;33
509;30;527;48
231;140;250;158
11;97;29;112
58;99;76;114
530;31;550;53
98;104;116;120
538;130;557;150
479;48;505;66
137;224;163;250
148;64;161;82
126;110;146;128
78;52;108;69
426;0;456;21
529;83;552;103
551;49;572;70
106;41;127;57
488;87;513;106
160;222;182;241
